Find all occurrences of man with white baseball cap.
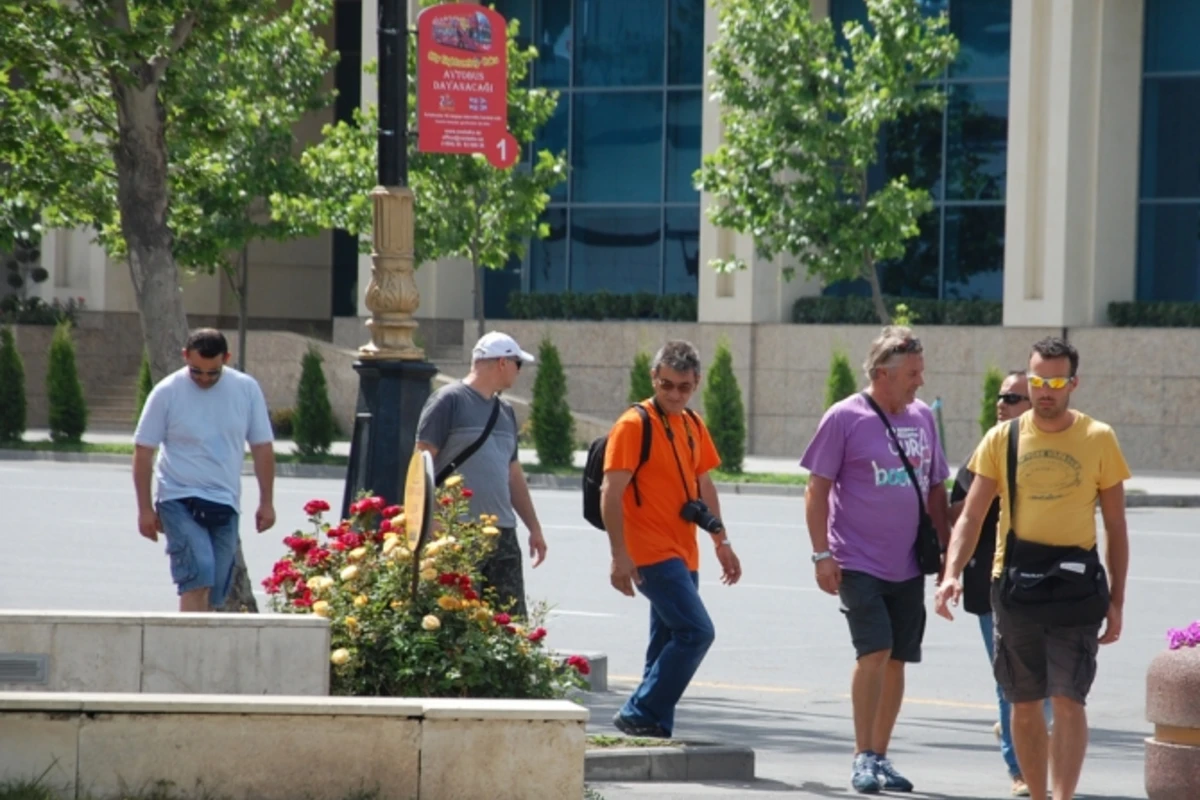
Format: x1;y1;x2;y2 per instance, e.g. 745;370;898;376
416;330;546;618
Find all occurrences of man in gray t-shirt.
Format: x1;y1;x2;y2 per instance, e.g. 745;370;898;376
416;331;547;618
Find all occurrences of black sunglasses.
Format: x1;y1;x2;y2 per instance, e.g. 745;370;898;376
997;392;1028;405
188;366;223;377
891;337;922;356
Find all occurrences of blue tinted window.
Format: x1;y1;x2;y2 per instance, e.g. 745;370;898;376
485;254;524;318
574;0;665;87
669;0;705;85
534;0;571;87
666;91;702;203
1140;78;1200;200
949;0;1011;78
945;82;1008;201
529;208;568;292
493;0;533;48
1144;0;1200;73
572;92;664;203
879;210;940;298
570;209;662;293
1137;204;1200;301
535;97;571;201
942;205;1005;300
664;208;700;294
879;106;944;198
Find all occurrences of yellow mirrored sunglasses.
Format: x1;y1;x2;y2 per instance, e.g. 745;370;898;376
1028;374;1073;390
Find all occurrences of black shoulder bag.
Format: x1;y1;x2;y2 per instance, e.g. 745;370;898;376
860;392;942;575
435;398;501;486
998;418;1110;627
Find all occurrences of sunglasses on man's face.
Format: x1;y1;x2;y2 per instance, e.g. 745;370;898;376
188;366;223;378
1027;374;1073;390
656;377;695;395
997;392;1029;405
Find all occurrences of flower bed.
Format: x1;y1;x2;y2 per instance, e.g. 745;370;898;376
265;477;590;699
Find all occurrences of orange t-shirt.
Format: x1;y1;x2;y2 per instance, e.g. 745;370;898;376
602;401;721;571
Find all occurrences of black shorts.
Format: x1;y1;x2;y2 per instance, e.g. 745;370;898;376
992;584;1101;705
838;570;927;663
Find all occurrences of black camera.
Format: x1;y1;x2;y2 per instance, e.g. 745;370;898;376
680;499;724;535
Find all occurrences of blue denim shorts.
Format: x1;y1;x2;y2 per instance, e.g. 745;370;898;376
157;498;240;608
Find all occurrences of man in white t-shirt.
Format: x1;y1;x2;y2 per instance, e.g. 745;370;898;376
133;329;276;611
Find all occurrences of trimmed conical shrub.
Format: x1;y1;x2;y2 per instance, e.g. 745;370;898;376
134;350;153;424
702;339;746;473
47;321;87;443
980;366;1003;435
628;350;653;404
293;345;336;460
825;350;857;409
530;337;574;469
0;326;26;442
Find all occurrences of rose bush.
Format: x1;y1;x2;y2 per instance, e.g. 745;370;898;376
266;476;590;698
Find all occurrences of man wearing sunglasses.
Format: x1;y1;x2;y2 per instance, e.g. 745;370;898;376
417;331;547;619
133;328;276;612
801;325;950;794
949;370;1039;797
936;337;1131;800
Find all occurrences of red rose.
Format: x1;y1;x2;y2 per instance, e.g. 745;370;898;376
438;573;459;586
463;589;479;601
458;575;472;588
365;496;386;511
504;625;517;634
379;519;393;533
382;505;401;518
527;627;547;643
493;613;511;625
349;500;363;516
439;497;453;507
303;499;330;516
306;547;331;566
284;535;316;555
341;533;364;549
292;590;314;608
462;488;474;498
566;655;591;676
331;540;348;552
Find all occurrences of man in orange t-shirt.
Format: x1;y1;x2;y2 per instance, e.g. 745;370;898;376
600;340;743;738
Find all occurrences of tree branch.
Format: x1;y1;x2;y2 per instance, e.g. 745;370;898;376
149;14;197;82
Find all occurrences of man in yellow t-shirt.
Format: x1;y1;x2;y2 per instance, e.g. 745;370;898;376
934;337;1130;800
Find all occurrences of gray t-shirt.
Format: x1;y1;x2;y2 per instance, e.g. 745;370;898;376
416;381;519;528
134;367;274;511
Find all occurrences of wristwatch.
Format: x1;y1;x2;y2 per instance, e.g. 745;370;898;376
811;550;832;564
713;536;731;550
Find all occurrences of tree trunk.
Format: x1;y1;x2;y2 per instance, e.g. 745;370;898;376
864;254;891;325
474;261;485;341
111;72;258;613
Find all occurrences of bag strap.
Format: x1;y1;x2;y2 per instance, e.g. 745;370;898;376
860;392;928;519
629;404;652;505
435;397;502;486
1003;417;1020;569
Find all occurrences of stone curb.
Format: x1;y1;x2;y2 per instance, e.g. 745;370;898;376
584;743;756;783
5;449;1200;507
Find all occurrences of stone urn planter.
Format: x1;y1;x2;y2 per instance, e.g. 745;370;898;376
1146;632;1200;799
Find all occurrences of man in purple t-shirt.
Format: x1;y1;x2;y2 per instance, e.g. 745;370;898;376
800;326;950;795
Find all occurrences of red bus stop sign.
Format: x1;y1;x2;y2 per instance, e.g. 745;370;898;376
417;3;516;169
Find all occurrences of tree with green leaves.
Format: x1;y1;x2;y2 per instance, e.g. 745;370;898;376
0;326;26;443
134;350;153;424
271;11;567;339
530;339;574;469
47;322;87;444
826;350;858;409
702;340;746;474
980;366;1003;435
628;350;653;404
293;345;336;460
697;0;957;324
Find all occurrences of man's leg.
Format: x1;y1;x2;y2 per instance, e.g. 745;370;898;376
870;659;905;755
839;571;894;755
868;575;925;791
618;559;714;736
642;603;671;682
1047;697;1087;800
1044;624;1101;800
156;500;216;613
1012;700;1050;799
481;527;527;618
208;515;241;611
994;598;1051;800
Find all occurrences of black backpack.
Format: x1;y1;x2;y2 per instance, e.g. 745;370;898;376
582;403;699;531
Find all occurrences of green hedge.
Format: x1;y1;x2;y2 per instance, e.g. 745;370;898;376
792;296;1003;326
1108;302;1200;327
507;291;697;322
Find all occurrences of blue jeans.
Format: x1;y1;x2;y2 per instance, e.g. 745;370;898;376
157;498;240;608
980;612;1052;778
619;558;715;736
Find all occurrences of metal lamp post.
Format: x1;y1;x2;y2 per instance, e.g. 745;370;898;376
341;0;437;516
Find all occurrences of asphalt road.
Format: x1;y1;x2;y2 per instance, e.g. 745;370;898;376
3;461;1188;798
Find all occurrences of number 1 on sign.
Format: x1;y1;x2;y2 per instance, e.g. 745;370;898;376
497;138;506;162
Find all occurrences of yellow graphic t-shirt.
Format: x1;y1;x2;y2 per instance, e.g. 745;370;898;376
967;411;1131;578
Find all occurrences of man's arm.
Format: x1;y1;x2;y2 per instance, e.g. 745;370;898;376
1097;481;1128;644
133;445;159;541
509;461;547;567
250;442;276;532
697;472;724;530
805;475;834;555
698;472;741;585
601;469;638;596
943;474;998;580
416;441;439;458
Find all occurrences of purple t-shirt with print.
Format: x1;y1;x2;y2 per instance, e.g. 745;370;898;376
800;393;949;582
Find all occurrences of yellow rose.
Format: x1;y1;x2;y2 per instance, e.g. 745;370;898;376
340;565;359;582
473;608;491;624
391;513;406;527
390;599;405;610
421;614;441;631
424;540;444;556
481;525;500;537
383;531;399;542
330;648;350;666
353;594;369;608
390;546;412;562
420;567;437;581
344;616;359;631
348;546;369;562
312;600;330;617
437;595;461;611
443;475;463;488
420;558;435;571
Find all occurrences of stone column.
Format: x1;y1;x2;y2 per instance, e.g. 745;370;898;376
1002;0;1144;328
361;186;425;360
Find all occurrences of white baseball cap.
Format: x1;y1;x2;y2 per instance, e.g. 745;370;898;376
472;331;535;363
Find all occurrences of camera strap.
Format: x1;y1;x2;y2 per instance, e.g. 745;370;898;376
652;399;700;501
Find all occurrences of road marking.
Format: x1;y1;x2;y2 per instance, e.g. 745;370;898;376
607;675;993;710
701;581;821;593
546;609;619;618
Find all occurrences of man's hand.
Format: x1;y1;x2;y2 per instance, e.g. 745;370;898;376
716;544;742;585
815;558;842;595
256;503;276;533
528;528;548;568
610;551;641;597
138;509;161;542
934;577;963;620
1099;603;1123;645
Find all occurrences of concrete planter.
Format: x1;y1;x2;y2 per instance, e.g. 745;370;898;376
1146;645;1200;799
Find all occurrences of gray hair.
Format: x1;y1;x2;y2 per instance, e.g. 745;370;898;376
863;325;922;379
652;340;702;377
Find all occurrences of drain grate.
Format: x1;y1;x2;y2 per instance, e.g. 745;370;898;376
0;653;49;684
